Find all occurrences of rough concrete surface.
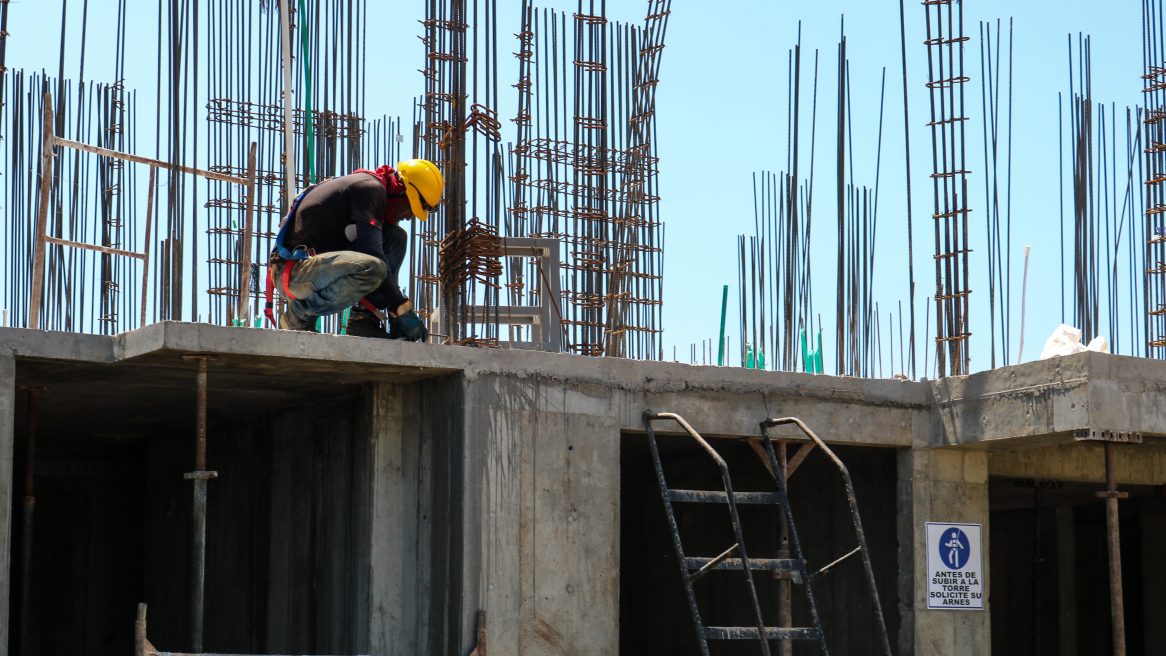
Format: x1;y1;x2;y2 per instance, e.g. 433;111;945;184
3;323;1166;656
0;354;13;656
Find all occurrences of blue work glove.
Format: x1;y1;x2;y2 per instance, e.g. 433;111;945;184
388;301;428;342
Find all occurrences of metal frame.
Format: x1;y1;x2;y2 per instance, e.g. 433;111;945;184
643;411;827;656
28;92;259;330
462;237;562;352
759;417;893;656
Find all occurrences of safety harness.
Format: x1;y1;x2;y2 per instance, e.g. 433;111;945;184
263;171;405;327
264;184;319;326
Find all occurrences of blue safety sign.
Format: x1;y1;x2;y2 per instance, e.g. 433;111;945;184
925;522;983;610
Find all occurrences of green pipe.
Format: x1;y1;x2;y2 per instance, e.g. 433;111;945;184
297;0;333;332
717;284;728;366
297;0;316;185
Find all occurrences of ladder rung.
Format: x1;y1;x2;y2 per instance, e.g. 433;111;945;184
702;626;822;641
668;489;782;504
684;557;803;573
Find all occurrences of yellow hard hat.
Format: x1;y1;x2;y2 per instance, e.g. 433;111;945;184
397;159;444;222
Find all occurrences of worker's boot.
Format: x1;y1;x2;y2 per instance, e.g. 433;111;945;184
279;307;316;332
346;306;389;338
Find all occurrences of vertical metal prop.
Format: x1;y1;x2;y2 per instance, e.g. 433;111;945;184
1097;442;1127;656
182;355;217;653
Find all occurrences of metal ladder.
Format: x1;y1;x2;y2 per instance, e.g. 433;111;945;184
643;411;893;656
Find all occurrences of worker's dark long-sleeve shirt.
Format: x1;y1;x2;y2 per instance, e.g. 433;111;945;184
283;172;409;310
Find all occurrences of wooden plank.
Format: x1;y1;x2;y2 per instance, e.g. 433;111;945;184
45;236;146;260
29;93;54;330
140;166;156;327
52;136;248;184
236;142;259;322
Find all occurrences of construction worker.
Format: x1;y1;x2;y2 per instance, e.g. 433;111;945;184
266;159;443;340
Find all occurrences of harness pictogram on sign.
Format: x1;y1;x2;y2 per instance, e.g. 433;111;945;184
941;527;970;569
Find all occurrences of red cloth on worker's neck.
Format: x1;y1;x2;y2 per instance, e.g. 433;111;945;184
354;165;411;225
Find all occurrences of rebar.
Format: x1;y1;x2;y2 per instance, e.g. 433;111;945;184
922;0;973;376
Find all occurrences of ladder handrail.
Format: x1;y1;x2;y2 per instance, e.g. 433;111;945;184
644;411;774;656
760;416;894;656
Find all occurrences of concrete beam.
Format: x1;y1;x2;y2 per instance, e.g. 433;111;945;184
988;442;1166;485
0;324;929;447
0;327;114;363
928;354;1091;447
1085;351;1166;436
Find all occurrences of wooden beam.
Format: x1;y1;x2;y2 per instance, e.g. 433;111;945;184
45;236;145;261
236;142;259;323
139;166;156;327
747;438;816;481
28;93;54;330
52;136;248;185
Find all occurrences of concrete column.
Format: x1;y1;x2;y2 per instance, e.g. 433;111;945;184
368;382;429;656
0;354;13;656
460;374;620;656
898;447;990;655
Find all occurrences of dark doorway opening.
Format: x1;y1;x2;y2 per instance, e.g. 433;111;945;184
7;385;371;656
620;432;899;655
988;476;1166;655
10;436;147;655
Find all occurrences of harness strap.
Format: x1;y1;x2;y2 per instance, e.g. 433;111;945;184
266;183;319;327
263;260;300;326
263;265;277;326
280;262;298;300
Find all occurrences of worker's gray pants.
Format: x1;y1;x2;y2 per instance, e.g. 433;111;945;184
274;250;387;320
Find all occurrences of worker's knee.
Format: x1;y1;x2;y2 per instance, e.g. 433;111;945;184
351;255;387;293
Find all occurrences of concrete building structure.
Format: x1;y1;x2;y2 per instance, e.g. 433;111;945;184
0;322;1163;655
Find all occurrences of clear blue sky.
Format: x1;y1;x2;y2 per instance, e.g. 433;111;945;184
5;0;1146;374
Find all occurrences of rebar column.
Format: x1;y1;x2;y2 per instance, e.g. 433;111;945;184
1097;442;1127;656
183;355;217;653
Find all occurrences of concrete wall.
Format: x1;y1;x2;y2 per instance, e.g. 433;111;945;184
6;325;1166;656
0;354;13;656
